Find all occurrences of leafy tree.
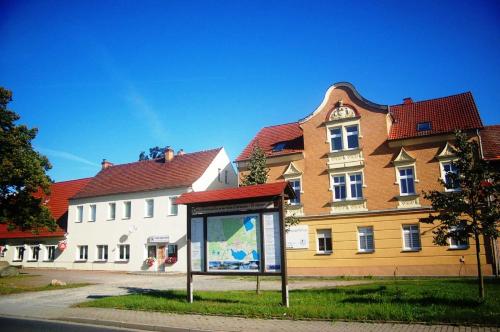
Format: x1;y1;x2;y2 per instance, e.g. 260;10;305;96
0;87;55;233
139;146;167;161
420;131;499;299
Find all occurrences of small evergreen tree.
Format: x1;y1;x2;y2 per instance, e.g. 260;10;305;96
420;131;499;299
240;145;269;186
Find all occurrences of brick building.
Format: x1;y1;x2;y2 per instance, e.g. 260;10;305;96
236;82;499;276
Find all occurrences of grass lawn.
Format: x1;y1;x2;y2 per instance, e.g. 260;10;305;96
77;278;500;326
0;274;91;295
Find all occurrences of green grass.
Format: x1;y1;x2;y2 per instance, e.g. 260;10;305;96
78;279;500;326
0;275;91;295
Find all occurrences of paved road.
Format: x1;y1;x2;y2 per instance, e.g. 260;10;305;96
0;316;151;332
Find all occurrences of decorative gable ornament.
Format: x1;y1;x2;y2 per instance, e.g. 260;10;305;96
392;147;416;165
283;162;302;179
329;99;356;121
436;142;456;160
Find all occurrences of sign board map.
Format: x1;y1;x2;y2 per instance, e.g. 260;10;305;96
207;214;261;272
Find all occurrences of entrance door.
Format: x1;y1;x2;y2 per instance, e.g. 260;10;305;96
147;245;157;259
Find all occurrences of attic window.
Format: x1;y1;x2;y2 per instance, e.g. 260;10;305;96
417;122;431;132
272;143;286;152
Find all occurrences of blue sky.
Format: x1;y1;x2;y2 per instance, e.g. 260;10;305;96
1;1;499;181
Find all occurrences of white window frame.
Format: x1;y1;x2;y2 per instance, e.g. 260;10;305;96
345;125;360;150
44;245;56;261
168;196;179;216
331;172;364;201
96;245;108;261
145;199;154;218
326;120;362;153
14;246;25;261
28;245;40;261
448;226;468;249
316;229;332;254
329;126;343;151
76;245;88;261
123;201;131;220
440;161;460;192
224;170;229;184
402;224;421;251
289;178;301;205
397;166;416;196
117;244;130;261
88;204;96;222
218;168;222;182
108;202;116;220
358;226;374;253
76;205;83;223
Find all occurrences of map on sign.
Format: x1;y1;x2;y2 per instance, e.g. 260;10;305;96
207;214;260;272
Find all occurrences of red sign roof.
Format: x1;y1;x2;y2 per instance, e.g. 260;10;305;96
389;92;483;140
481;125;500;161
235;122;303;162
72;148;222;199
0;177;92;239
176;182;295;205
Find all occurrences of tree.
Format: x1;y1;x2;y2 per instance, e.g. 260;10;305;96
420;131;499;299
0;87;55;233
138;146;167;161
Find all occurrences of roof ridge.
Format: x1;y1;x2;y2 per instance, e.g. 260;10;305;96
391;91;472;107
52;177;93;184
261;121;300;129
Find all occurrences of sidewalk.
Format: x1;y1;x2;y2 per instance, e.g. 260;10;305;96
55;307;499;332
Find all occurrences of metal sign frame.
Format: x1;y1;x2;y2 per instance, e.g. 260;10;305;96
186;194;289;307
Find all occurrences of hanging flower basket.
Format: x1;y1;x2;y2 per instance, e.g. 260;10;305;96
165;256;177;265
58;241;67;251
145;257;156;267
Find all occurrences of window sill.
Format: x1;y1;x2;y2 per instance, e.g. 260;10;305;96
401;249;421;252
357;250;374;254
94;260;108;263
107;219;116;221
396;194;419;199
328;148;362;155
87;220;95;222
448;246;469;250
75;260;88;262
43;260;54;262
315;251;332;256
26;260;39;262
167;214;178;217
122;218;131;220
12;259;23;262
115;260;129;263
144;216;153;219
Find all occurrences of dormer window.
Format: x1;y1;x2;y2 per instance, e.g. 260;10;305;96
272;142;286;152
417;122;431;132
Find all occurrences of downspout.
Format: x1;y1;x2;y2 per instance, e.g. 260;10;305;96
477;128;499;277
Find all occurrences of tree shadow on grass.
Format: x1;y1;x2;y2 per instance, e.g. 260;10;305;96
118;287;240;304
291;285;387;296
342;295;481;307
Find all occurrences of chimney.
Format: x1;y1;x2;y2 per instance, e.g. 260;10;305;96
101;159;113;170
164;147;174;162
403;97;413;104
177;149;185;156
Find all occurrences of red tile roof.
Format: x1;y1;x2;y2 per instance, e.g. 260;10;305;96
0;177;92;239
72;148;222;199
235;122;303;162
389;92;483;140
481;125;500;161
176;181;295;205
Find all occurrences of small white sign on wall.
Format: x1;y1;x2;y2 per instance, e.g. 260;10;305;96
286;225;309;249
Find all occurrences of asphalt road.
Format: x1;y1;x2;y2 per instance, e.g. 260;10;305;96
0;316;158;332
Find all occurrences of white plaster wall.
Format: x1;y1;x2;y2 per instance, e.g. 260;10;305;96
192;148;238;191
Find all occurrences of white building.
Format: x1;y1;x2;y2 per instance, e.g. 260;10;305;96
0;147;237;272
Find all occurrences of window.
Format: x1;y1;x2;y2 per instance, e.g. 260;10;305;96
272;142;286;152
218;168;222;182
108;203;116;220
89;204;96;222
123;201;131;219
76;206;83;223
402;225;421;250
147;245;157;258
15;246;25;261
333;175;346;200
145;199;154;218
77;245;88;261
96;245;108;261
449;226;468;249
329;124;360;152
289;179;301;204
45;245;56;261
441;162;460;191
224;170;228;184
417;122;432;131
399;167;415;195
118;244;130;260
358;226;374;252
346;125;359;149
332;173;363;201
330;128;343;151
167;244;178;258
168;197;178;216
317;229;332;253
29;245;40;261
